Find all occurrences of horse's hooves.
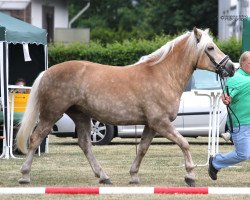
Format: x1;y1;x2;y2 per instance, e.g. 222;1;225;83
99;179;112;185
129;181;139;184
185;177;195;187
19;177;30;184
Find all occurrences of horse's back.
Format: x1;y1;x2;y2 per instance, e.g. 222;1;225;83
41;60;115;87
36;60;146;124
46;60;130;81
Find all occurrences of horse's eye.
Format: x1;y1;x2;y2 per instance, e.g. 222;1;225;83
207;46;214;51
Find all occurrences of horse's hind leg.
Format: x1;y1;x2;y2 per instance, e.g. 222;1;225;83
129;126;156;184
19;121;53;184
152;119;196;187
66;109;111;184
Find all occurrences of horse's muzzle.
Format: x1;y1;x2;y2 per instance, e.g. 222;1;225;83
224;60;235;77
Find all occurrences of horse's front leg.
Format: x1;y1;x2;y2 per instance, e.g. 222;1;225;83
19;123;51;184
129;126;156;184
77;120;112;185
152;118;196;187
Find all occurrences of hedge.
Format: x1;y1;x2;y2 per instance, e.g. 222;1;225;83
48;36;242;67
216;37;242;62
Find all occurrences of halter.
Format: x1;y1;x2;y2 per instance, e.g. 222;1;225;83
205;50;230;77
204;50;240;133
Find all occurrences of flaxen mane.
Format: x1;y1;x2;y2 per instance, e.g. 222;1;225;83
135;29;212;66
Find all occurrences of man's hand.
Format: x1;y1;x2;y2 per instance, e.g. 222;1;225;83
221;93;231;105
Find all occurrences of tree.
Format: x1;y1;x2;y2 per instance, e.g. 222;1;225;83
138;0;218;35
67;0;218;42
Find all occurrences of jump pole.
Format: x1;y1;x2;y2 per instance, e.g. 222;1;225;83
0;187;250;195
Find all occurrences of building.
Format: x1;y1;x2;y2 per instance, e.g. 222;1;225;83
218;0;249;40
0;0;69;43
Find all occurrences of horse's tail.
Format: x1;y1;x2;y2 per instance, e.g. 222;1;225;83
16;71;45;154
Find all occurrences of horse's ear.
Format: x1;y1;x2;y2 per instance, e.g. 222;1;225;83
193;27;202;43
205;28;210;34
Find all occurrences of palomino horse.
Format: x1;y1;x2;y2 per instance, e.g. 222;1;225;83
16;28;235;186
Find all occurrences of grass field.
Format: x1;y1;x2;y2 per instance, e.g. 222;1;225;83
0;135;250;200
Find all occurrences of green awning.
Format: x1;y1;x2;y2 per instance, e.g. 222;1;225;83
242;18;250;52
0;12;47;45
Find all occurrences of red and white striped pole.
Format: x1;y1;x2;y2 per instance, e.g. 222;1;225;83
0;187;249;195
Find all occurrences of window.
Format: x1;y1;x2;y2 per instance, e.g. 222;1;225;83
192;70;221;90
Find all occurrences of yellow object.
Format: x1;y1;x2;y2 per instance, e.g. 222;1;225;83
13;93;29;112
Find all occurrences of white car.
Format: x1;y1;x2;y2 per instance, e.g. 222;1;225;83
52;68;234;145
52;70;233;145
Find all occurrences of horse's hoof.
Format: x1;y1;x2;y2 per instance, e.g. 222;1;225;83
129;180;139;184
99;179;112;185
19;177;30;184
185;177;195;187
129;177;140;184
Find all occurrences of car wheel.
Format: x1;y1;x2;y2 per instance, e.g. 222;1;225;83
91;119;114;145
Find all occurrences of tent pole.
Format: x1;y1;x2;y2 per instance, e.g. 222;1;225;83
9;91;19;158
5;43;10;159
45;45;48;70
44;44;49;153
0;42;6;158
0;42;10;159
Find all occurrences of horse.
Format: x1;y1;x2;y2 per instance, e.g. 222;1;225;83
16;27;235;187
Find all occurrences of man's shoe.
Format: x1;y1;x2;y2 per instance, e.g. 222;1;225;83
221;131;231;142
208;156;218;180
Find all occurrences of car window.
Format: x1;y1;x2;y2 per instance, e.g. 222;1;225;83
191;70;221;90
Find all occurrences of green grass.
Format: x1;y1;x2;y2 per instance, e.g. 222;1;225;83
0;136;250;199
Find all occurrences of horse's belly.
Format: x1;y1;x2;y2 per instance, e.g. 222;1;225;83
84;100;146;125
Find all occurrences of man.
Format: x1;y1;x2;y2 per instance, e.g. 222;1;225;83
15;78;29;93
208;51;250;180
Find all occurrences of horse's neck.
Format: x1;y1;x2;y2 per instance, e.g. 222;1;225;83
158;49;196;96
169;36;196;94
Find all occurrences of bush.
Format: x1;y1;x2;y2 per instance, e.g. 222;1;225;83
216;37;242;62
91;27;117;45
48;35;173;66
90;28;157;44
48;35;241;67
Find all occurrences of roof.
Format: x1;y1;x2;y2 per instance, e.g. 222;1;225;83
0;11;47;45
0;0;31;10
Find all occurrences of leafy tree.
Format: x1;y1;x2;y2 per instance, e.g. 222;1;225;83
67;0;218;43
138;0;218;35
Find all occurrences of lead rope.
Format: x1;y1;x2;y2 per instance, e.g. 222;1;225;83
218;74;240;133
